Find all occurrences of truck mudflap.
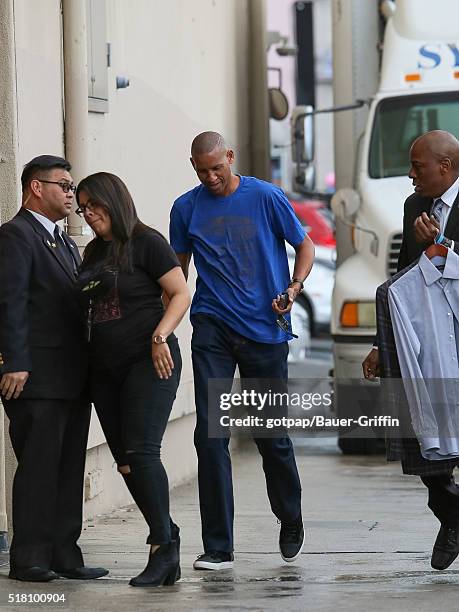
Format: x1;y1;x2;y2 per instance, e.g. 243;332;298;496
332;334;376;344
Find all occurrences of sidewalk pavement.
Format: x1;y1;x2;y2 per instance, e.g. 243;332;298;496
0;437;458;611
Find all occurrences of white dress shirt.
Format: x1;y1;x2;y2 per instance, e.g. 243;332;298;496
433;175;459;233
28;210;57;238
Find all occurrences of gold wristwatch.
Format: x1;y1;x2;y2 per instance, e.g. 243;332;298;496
152;334;168;344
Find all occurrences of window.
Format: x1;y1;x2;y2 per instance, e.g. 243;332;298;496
87;0;109;113
369;92;459;178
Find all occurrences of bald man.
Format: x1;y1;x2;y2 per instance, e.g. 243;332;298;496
170;131;315;570
363;130;459;571
363;130;459;377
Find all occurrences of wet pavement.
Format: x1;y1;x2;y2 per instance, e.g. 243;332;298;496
0;438;457;611
0;342;456;610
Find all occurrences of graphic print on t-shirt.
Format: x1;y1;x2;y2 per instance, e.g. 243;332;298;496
201;215;257;284
92;272;122;323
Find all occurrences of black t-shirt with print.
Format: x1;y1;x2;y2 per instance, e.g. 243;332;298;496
79;231;180;369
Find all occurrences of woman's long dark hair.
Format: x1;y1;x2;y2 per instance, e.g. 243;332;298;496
77;172;153;272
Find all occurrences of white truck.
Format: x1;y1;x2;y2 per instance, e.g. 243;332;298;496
327;0;459;453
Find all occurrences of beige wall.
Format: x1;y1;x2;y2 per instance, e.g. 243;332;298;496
2;0;67;535
86;0;251;431
3;0;253;518
14;0;65;171
89;0;251;230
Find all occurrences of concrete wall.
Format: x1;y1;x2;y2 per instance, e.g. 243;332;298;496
0;0;19;536
82;0;251;513
88;0;251;227
2;0;252;520
14;0;65;167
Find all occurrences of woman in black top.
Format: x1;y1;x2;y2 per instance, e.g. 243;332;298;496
76;172;190;587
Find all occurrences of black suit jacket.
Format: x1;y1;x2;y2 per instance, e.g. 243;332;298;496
0;208;88;399
373;190;459;347
397;191;459;272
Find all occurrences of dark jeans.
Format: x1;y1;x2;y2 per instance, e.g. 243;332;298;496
3;397;90;570
91;338;181;544
421;473;459;524
191;313;302;553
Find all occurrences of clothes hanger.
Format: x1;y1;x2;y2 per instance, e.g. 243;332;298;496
425;243;448;259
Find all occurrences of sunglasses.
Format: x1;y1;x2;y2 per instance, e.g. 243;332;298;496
276;315;298;339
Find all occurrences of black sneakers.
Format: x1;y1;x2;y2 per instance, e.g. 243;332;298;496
279;514;305;562
193;551;234;570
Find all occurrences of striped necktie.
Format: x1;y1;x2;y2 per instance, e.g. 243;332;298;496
430;198;444;227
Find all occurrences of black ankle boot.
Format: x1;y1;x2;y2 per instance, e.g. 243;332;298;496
171;524;181;581
129;542;180;587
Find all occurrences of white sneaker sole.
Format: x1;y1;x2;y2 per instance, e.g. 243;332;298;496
193;560;234;570
280;532;305;563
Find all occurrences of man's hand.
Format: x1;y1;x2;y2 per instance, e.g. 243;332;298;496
362;348;381;381
0;371;29;400
272;286;300;315
414;212;440;245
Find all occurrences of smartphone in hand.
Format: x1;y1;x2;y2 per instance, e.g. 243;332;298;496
277;292;290;310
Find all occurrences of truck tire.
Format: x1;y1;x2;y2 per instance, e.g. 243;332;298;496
334;380;386;455
338;435;385;455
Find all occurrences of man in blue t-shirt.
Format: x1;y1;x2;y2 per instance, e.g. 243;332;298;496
170;131;315;570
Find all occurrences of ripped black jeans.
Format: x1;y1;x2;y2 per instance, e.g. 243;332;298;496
90;337;181;544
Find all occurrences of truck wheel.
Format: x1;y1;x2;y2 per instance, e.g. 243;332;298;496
334;380;386;455
338;435;385;455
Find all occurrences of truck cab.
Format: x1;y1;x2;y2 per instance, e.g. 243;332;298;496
329;0;459;452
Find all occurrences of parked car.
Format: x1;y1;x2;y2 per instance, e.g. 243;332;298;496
288;197;336;248
284;196;336;361
287;244;335;337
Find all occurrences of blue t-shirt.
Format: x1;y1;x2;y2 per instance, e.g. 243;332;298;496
170;175;306;343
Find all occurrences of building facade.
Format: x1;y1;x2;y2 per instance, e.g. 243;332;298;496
0;0;268;526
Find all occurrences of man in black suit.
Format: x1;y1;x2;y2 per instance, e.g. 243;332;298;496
363;131;459;378
362;130;459;570
397;130;459;269
0;155;107;582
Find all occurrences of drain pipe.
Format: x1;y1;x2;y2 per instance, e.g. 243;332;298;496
62;0;89;247
248;0;270;181
0;0;19;224
0;0;19;551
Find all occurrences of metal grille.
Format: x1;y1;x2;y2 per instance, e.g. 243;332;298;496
387;233;402;276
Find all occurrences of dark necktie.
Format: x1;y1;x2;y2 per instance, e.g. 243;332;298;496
54;226;77;275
